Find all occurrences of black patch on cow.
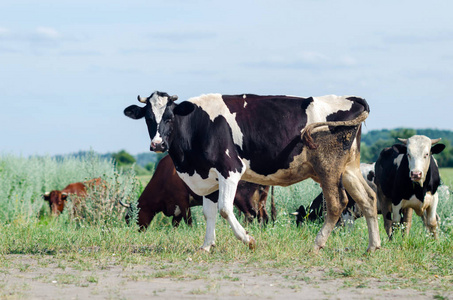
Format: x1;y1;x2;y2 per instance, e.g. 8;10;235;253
301;97;314;111
326;97;369;122
173;101;195;116
222;95;311;176
367;170;375;182
346;96;370;113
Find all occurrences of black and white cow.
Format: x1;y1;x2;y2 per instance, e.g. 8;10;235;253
124;91;381;252
374;135;445;239
293;163;377;226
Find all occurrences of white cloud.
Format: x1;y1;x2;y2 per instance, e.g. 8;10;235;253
34;27;61;40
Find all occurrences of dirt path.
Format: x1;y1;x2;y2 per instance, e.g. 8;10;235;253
1;255;450;299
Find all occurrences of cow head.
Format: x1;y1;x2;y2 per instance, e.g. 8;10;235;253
43;190;68;215
124;91;178;152
397;135;445;185
158;100;196;152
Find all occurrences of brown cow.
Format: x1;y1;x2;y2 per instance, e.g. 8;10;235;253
121;155;274;229
43;178;103;215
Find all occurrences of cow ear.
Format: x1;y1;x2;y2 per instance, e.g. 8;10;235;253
392;144;407;154
43;192;50;201
173;101;195;116
61;193;68;201
431;143;445;155
124;105;145;120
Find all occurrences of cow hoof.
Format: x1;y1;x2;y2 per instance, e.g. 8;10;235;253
198;247;210;253
311;244;323;254
248;236;256;250
366;245;380;253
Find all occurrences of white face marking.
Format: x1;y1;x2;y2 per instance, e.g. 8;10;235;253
148;92;169;141
306;95;354;125
405;135;432;185
243;94;246;99
190;94;244;149
174;205;181;216
225;149;230;158
243;101;247;108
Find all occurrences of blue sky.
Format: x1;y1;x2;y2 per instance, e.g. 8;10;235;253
1;0;452;156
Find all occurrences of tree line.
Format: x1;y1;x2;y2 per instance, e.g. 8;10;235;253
108;128;453;171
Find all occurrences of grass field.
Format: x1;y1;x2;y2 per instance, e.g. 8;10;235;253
0;155;452;298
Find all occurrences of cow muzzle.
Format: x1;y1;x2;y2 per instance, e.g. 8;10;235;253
150;141;167;153
410;171;423;182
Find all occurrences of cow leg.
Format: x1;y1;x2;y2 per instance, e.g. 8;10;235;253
138;211;156;231
423;192;439;238
392;202;403;236
217;173;255;249
376;187;394;239
185;208;193;226
313;177;346;252
172;215;182;227
401;207;413;237
200;197;217;251
343;168;381;251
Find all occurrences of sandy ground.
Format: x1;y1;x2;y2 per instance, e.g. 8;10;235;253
1;255;451;300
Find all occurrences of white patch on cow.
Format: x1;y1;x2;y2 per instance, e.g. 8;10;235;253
243;101;247;108
305;95;354;125
189;94;244;149
243;94;246;99
393;154;404;167
225;149;230;158
174;205;181;216
177;168;219;196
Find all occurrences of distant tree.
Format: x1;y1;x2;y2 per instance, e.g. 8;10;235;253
390;128;417;141
360;143;373;163
145;162;155;173
111;150;136;166
368;139;395;163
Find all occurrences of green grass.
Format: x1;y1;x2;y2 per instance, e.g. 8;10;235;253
0;154;452;293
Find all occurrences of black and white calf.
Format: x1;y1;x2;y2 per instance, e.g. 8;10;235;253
124;92;381;252
374;135;445;238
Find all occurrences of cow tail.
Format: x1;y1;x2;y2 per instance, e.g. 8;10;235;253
301;111;369;150
271;186;277;223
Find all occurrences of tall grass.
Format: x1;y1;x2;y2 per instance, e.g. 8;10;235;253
0;153;140;226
